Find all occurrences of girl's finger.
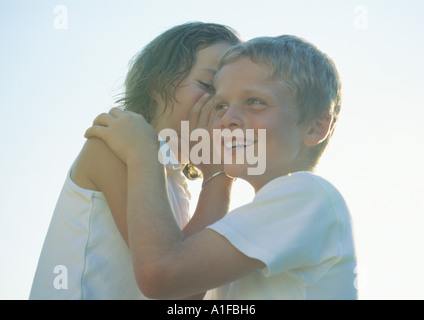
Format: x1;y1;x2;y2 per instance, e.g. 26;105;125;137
189;93;211;125
207;106;218;129
197;99;215;129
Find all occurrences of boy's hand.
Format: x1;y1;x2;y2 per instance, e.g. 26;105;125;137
84;107;158;165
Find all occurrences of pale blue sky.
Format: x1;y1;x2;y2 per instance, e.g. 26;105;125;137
1;0;423;299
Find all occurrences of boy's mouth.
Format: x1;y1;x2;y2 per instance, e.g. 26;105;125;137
223;139;256;151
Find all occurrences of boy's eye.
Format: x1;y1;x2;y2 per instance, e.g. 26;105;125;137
215;104;228;111
248;98;265;105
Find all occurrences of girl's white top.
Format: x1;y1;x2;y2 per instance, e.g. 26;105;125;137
29;144;190;300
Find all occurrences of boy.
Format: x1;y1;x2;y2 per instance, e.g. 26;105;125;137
85;35;357;299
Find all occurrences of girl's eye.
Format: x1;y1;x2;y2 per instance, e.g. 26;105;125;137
199;81;215;93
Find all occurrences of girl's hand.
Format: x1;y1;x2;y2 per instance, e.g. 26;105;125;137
84;107;158;165
188;94;224;177
188;93;216;134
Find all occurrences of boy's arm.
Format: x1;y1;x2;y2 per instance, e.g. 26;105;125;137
126;154;264;299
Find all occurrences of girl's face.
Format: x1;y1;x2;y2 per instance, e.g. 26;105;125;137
212;57;311;192
152;42;232;136
151;42;232;163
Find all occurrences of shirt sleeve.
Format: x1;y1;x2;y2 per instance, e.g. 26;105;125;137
207;173;344;277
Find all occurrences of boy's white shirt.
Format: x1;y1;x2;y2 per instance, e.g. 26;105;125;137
205;171;357;300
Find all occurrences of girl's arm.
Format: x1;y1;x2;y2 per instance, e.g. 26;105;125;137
183;172;232;237
182;92;234;237
71;137;130;245
85;108;264;299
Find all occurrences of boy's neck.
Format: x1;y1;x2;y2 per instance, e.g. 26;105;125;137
248;162;313;193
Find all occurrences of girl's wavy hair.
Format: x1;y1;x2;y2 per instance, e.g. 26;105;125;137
116;22;240;123
219;35;342;170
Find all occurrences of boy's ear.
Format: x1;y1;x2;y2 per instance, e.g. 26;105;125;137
303;110;333;147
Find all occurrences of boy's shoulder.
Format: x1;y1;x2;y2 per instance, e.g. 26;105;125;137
255;171;346;207
256;170;335;190
248;172;351;230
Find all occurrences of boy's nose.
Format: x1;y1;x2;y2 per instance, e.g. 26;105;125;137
219;105;244;129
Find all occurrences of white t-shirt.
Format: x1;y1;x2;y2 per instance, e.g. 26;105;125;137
29;146;190;300
205;171;357;300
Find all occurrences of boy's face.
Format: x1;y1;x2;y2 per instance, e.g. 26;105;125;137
212;57;310;191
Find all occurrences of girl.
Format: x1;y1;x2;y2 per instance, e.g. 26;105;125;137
29;22;240;300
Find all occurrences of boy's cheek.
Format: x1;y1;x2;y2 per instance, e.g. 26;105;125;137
210;114;224;131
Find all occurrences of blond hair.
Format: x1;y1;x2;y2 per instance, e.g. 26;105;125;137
219;35;342;169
